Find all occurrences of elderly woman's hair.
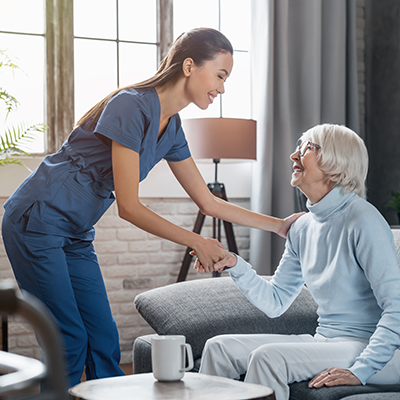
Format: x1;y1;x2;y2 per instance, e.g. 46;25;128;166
301;124;368;198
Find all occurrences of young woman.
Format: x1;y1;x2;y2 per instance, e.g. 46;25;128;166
197;124;400;400
2;28;300;386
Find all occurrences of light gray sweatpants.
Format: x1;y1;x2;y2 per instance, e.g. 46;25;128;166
199;333;400;400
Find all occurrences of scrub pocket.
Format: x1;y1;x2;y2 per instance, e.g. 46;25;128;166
26;174;115;236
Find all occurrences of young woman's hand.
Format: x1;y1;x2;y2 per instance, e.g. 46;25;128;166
276;212;306;238
192;247;237;273
308;368;361;388
191;238;226;273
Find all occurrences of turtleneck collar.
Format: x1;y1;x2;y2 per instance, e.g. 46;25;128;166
306;186;356;222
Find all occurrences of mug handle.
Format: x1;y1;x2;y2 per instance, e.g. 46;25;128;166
180;343;194;372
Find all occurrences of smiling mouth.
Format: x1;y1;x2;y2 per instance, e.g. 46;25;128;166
293;166;303;173
208;93;215;104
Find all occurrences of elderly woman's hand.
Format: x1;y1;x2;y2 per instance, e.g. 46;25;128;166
308;368;361;388
213;251;237;272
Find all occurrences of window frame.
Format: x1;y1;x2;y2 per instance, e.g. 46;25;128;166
46;0;172;154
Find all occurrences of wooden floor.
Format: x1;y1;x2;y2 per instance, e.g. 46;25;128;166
121;364;133;375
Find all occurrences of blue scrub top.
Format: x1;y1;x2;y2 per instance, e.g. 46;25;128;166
4;88;191;240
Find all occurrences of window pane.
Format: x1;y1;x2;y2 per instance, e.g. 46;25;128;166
0;33;45;153
222;51;250;119
173;0;219;38
119;0;157;43
74;39;117;123
119;43;157;87
220;0;251;50
74;0;117;39
0;0;45;34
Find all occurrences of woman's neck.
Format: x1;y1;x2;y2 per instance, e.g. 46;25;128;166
302;181;336;205
156;79;190;122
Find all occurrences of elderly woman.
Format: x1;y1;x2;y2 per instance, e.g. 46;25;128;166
196;124;400;400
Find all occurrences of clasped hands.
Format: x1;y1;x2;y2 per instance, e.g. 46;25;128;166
190;238;237;274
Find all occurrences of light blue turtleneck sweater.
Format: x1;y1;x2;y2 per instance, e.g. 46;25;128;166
229;186;400;385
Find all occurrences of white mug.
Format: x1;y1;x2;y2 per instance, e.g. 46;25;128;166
151;335;194;381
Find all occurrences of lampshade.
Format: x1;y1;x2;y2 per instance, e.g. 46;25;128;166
182;118;256;161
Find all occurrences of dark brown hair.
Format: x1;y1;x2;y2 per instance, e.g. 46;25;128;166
76;28;233;129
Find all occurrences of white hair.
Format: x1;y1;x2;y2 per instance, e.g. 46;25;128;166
300;124;369;198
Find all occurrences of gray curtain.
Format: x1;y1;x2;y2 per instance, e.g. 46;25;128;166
250;0;359;274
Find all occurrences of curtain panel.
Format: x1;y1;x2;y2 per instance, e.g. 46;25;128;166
250;0;359;274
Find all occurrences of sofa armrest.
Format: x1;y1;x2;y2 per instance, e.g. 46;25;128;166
134;276;318;361
289;381;400;400
132;334;155;374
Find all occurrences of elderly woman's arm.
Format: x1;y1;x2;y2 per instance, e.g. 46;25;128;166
312;220;400;387
207;229;306;319
347;226;400;384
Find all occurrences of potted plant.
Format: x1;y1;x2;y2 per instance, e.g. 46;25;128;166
0;49;46;169
386;184;400;225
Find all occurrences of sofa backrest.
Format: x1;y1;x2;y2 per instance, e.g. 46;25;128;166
134;276;318;361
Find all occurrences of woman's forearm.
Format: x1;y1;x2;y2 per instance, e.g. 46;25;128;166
168;157;303;238
202;196;298;238
118;199;199;247
117;199;225;271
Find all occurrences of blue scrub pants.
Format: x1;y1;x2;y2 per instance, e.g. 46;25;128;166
2;212;125;387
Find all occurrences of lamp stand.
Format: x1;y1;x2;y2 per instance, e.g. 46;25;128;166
177;159;238;282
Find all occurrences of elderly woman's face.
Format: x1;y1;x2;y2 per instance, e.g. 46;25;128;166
290;140;331;203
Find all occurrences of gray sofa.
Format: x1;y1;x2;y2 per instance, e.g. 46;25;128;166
133;229;400;400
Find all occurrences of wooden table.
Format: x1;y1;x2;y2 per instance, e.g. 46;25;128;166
69;372;274;400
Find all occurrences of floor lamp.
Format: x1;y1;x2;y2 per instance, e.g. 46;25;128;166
177;117;256;282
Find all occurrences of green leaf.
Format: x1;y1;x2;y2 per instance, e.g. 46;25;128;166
0;122;47;170
386;184;400;212
0;50;45;171
0;88;19;119
0;49;23;76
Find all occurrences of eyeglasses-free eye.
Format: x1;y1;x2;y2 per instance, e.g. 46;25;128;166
296;140;321;157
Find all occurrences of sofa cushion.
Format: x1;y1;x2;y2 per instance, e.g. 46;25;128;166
341;394;400;400
288;381;400;400
134;276;318;361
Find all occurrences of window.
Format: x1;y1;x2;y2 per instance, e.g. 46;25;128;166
0;0;251;155
174;0;251;120
73;0;158;123
0;0;46;153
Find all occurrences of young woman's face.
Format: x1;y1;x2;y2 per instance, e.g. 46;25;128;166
185;52;233;110
290;140;333;204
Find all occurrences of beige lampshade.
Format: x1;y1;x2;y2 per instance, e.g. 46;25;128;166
182;118;257;161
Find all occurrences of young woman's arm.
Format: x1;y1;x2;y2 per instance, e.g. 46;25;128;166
112;141;225;272
168;157;302;238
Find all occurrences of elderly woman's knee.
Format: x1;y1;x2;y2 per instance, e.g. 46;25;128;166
249;344;288;367
204;335;233;354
